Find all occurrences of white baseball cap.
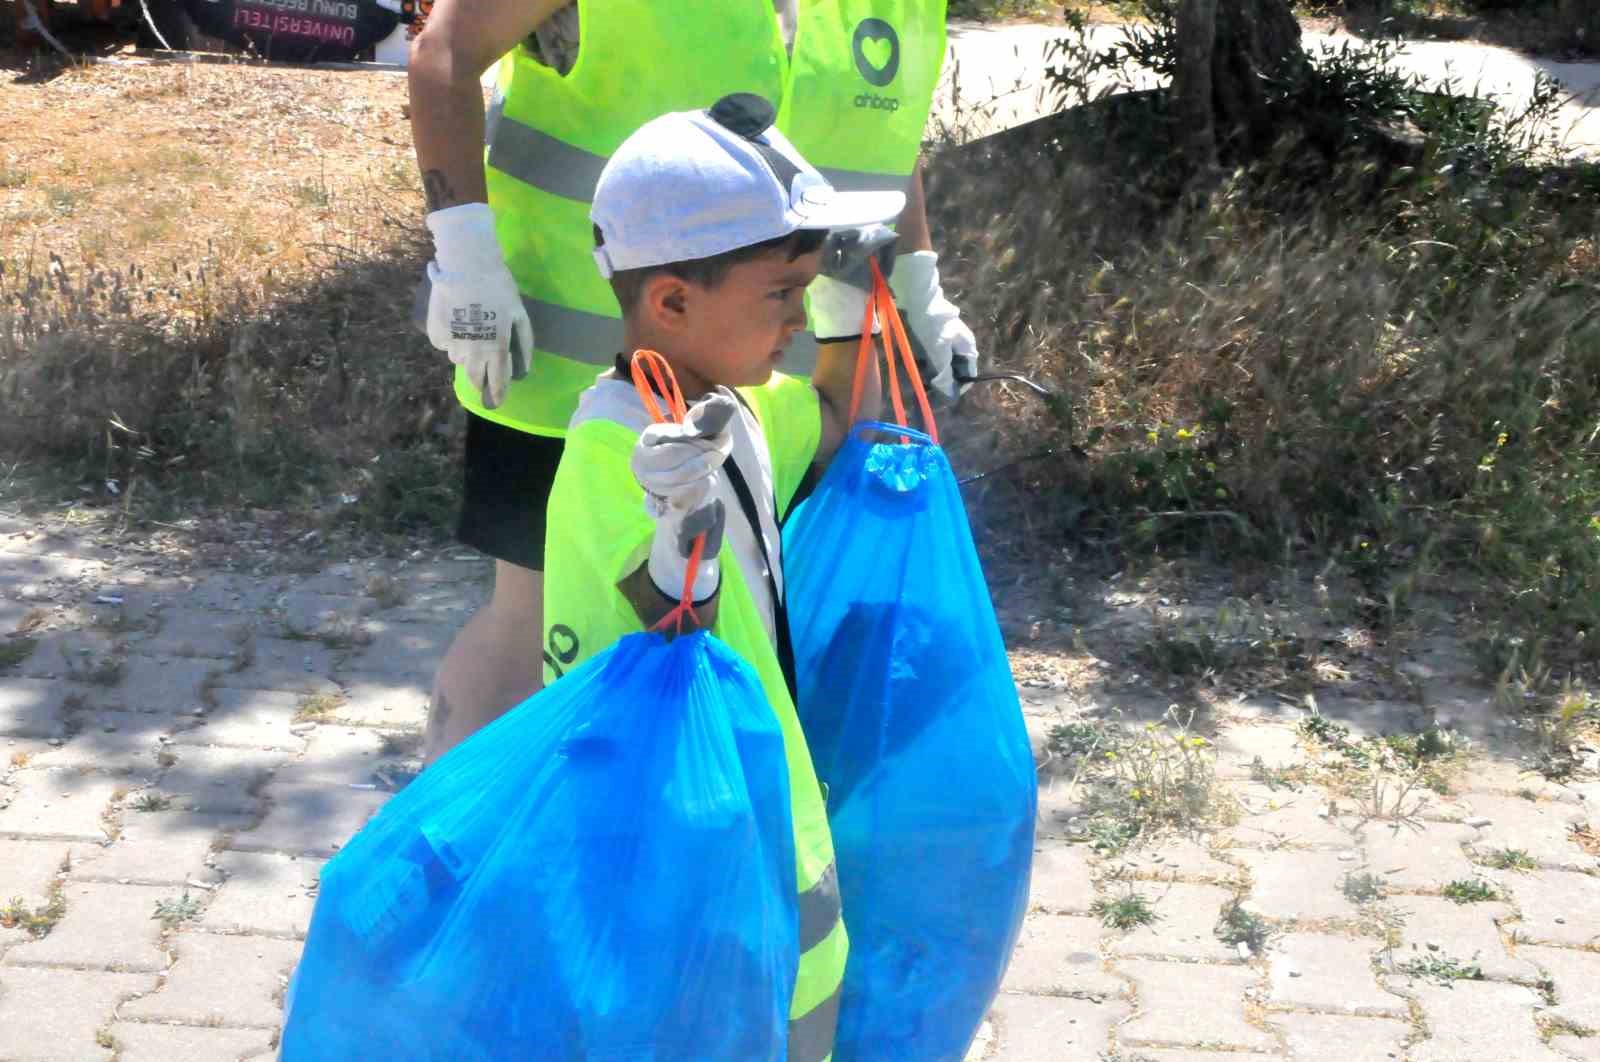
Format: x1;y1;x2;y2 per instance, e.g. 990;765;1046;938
591;93;907;279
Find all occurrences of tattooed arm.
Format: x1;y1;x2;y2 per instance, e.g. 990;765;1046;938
407;0;568;210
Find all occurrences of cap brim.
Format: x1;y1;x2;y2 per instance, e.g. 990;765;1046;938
793;189;907;229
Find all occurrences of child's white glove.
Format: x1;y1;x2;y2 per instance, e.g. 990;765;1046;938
808;225;900;342
889;250;979;399
631;388;738;602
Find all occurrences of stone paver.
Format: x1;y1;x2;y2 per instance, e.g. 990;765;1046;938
1357;819;1483;892
152;744;288;814
1266;932;1406;1016
174;688;307;751
1463;794;1591;869
1233;848;1362;922
230;783;388;857
0;678;71;739
1002;915;1123;998
70;811;244;886
1386;895;1534;981
1214;723;1305;779
982;993;1126;1060
202;850;322;938
131;609;254;661
1402;979;1571;1062
9;631;119;680
272;725;393;787
1226;782;1356;849
1108;837;1240;883
83;657;218;715
1117;959;1275;1050
1522;944;1600;1031
30;711;180;772
327;674;430;728
1269;1011;1411;1062
1555;1036;1600;1061
104;1022;277;1062
120;931;300;1027
1025;842;1096;914
340;620;455;677
1119;1052;1282;1062
1487;869;1600;948
3;881;169;972
0;838;70;906
1108;883;1241;962
0;770;123;841
0;966;156;1062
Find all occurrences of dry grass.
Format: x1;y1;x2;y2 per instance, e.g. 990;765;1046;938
0;59;458;534
926;73;1600;679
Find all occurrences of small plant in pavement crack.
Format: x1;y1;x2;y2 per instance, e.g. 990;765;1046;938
1484;847;1538;872
1341;872;1386;904
1442;878;1498;904
1215;900;1271;953
153;892;202;928
1091;889;1158;931
1399;953;1484;986
0;887;66;938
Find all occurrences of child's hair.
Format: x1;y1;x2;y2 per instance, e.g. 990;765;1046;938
596;225;827;313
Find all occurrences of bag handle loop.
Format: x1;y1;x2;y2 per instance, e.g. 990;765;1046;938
847;259;940;446
629;349;707;635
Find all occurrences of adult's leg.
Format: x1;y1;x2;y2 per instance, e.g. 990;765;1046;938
424;559;545;765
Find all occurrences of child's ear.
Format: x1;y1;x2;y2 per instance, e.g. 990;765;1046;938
641;274;692;334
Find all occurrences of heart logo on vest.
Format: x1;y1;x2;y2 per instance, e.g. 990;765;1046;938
852;18;900;88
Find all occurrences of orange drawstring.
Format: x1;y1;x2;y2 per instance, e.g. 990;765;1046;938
629;350;706;635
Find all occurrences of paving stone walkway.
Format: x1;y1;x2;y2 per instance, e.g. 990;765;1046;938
1;518;1597;1061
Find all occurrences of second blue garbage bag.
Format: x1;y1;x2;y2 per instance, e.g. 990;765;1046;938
279;630;798;1062
784;422;1038;1062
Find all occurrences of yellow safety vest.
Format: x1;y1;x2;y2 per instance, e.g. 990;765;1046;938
543;372;846;1059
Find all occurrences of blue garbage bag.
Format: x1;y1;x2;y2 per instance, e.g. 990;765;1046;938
783;423;1038;1062
280;630;798;1062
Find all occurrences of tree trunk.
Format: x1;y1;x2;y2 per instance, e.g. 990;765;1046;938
1179;0;1307;161
1173;0;1219;174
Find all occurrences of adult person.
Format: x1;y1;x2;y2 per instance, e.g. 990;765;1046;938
408;0;980;764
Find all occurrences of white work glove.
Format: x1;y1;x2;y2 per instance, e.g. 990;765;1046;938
424;203;533;410
631;389;738;603
890;250;979;400
808;225;900;342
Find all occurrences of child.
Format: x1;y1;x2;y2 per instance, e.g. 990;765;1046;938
540;92;903;1062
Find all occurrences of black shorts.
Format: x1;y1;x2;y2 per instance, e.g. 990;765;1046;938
456;413;565;571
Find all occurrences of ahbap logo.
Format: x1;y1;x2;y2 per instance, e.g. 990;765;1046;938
852;18;900;88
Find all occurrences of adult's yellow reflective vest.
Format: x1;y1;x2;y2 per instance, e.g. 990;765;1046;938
543;372;844;1059
467;0;948;436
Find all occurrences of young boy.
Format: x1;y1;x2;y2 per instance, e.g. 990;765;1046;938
540;92;901;1062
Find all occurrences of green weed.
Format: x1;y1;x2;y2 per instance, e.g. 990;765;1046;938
1484;847;1538;872
1442;878;1498;904
152;892;202;928
130;791;173;813
1342;872;1386;904
1091;889;1159;931
1400;953;1485;985
0;636;38;672
1215;900;1271;953
0;887;66;938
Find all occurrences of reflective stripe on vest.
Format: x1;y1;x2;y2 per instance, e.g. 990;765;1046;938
519;292;822;373
798;859;841;952
490;112;908;205
789;983;844;1062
